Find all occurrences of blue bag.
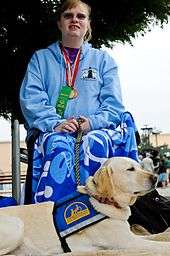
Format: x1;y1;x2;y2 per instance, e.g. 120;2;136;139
0;196;17;208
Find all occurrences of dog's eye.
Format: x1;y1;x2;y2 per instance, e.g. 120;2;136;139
127;167;135;171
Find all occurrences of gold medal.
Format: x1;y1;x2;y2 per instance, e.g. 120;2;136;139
69;88;78;99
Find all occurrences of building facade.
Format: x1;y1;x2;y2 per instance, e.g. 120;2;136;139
0;141;27;196
150;133;170;148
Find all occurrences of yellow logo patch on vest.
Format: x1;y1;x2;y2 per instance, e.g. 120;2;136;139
64;201;90;224
53;193;107;238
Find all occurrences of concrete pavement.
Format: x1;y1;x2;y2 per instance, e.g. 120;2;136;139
157;185;170;198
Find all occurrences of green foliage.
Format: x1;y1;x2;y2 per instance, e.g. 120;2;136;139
0;0;170;121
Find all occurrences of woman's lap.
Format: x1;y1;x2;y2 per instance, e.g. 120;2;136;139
31;127;138;203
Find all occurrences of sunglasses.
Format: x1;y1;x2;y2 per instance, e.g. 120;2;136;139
62;12;88;20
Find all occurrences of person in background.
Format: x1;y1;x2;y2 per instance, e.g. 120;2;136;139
20;0;138;204
141;152;156;173
164;155;170;184
157;156;168;188
138;154;143;165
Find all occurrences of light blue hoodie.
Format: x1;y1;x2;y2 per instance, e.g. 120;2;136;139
20;41;125;137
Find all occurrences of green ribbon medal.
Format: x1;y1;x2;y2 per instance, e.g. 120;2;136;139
56;86;72;117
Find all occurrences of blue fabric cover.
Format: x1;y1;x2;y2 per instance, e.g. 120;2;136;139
0;196;17;208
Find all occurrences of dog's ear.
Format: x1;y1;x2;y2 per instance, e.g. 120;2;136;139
77;176;97;195
95;166;115;198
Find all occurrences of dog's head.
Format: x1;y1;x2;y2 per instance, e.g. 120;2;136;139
78;157;158;208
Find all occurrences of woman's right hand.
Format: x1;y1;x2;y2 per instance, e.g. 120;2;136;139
54;118;79;133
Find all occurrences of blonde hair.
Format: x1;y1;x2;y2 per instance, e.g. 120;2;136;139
57;0;92;41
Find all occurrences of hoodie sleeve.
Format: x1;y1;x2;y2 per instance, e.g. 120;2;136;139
88;52;125;130
20;52;65;132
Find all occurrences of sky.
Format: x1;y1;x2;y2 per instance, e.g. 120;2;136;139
106;22;170;134
0;22;170;141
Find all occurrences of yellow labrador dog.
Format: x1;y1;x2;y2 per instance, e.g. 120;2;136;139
1;156;170;256
0;215;24;255
63;156;170;254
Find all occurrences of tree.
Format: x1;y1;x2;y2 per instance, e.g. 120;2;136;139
0;0;170;122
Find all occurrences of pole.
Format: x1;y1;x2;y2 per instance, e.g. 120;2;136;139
11;118;21;204
155;134;158;147
141;125;153;148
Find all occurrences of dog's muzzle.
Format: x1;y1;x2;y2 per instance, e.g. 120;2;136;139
134;173;158;195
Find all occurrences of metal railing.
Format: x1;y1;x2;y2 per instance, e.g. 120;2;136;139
11;118;28;204
0;174;26;184
0;174;26;197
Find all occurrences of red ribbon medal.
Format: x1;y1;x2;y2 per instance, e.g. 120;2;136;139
61;45;81;99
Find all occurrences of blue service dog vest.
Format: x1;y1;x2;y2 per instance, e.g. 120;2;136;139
53;191;107;239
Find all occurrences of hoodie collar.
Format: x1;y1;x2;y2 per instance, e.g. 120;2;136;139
48;41;91;63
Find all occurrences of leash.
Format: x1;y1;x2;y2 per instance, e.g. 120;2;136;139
74;117;84;185
55;117;84;253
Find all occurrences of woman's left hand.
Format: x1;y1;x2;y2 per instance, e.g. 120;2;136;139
54;118;79;133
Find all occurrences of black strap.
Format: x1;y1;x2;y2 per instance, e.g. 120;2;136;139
24;129;40;204
52;205;71;253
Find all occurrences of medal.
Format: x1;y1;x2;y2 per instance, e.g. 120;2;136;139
69;88;78;99
61;45;81;100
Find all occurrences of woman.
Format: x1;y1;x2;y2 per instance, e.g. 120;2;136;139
20;0;138;204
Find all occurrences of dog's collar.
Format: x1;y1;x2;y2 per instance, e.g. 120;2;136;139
83;186;122;209
93;194;122;209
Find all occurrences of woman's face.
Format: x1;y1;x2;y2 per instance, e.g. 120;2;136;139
58;3;90;42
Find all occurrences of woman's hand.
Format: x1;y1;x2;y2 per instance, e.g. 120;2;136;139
54;116;91;134
79;116;91;134
54;118;79;133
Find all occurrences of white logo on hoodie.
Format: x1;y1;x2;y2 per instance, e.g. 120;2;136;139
81;67;97;80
